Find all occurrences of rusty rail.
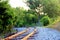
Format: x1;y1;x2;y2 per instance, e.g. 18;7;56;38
21;29;37;40
4;28;29;40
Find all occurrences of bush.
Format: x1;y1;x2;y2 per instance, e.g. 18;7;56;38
40;15;51;26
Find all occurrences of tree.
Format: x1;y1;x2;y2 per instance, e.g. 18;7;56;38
15;7;27;27
27;0;40;9
27;0;60;18
0;0;17;34
15;8;38;27
40;0;60;18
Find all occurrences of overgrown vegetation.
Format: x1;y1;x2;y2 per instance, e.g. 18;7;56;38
0;0;60;34
0;0;38;34
27;0;60;26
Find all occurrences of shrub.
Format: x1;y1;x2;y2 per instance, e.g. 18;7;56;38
40;15;51;26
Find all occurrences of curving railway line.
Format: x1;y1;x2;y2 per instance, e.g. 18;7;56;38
4;28;37;40
1;27;60;40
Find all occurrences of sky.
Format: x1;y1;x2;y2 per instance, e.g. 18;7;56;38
9;0;29;10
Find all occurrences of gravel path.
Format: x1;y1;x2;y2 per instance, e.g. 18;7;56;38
33;27;60;40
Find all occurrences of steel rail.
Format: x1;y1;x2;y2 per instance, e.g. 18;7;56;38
21;29;37;40
5;28;30;40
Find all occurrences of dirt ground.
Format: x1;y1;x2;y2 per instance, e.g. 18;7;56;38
51;22;60;31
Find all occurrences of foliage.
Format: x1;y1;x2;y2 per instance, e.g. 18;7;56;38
0;0;17;34
27;0;60;26
27;0;40;9
40;15;51;26
15;8;27;27
1;0;60;34
27;0;60;17
25;10;38;26
15;9;38;27
40;0;60;18
0;0;39;34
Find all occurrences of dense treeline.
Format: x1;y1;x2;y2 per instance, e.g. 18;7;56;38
27;0;60;26
15;8;38;27
0;0;60;34
0;0;38;34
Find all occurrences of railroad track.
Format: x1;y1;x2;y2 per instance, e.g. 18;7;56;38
4;28;37;40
